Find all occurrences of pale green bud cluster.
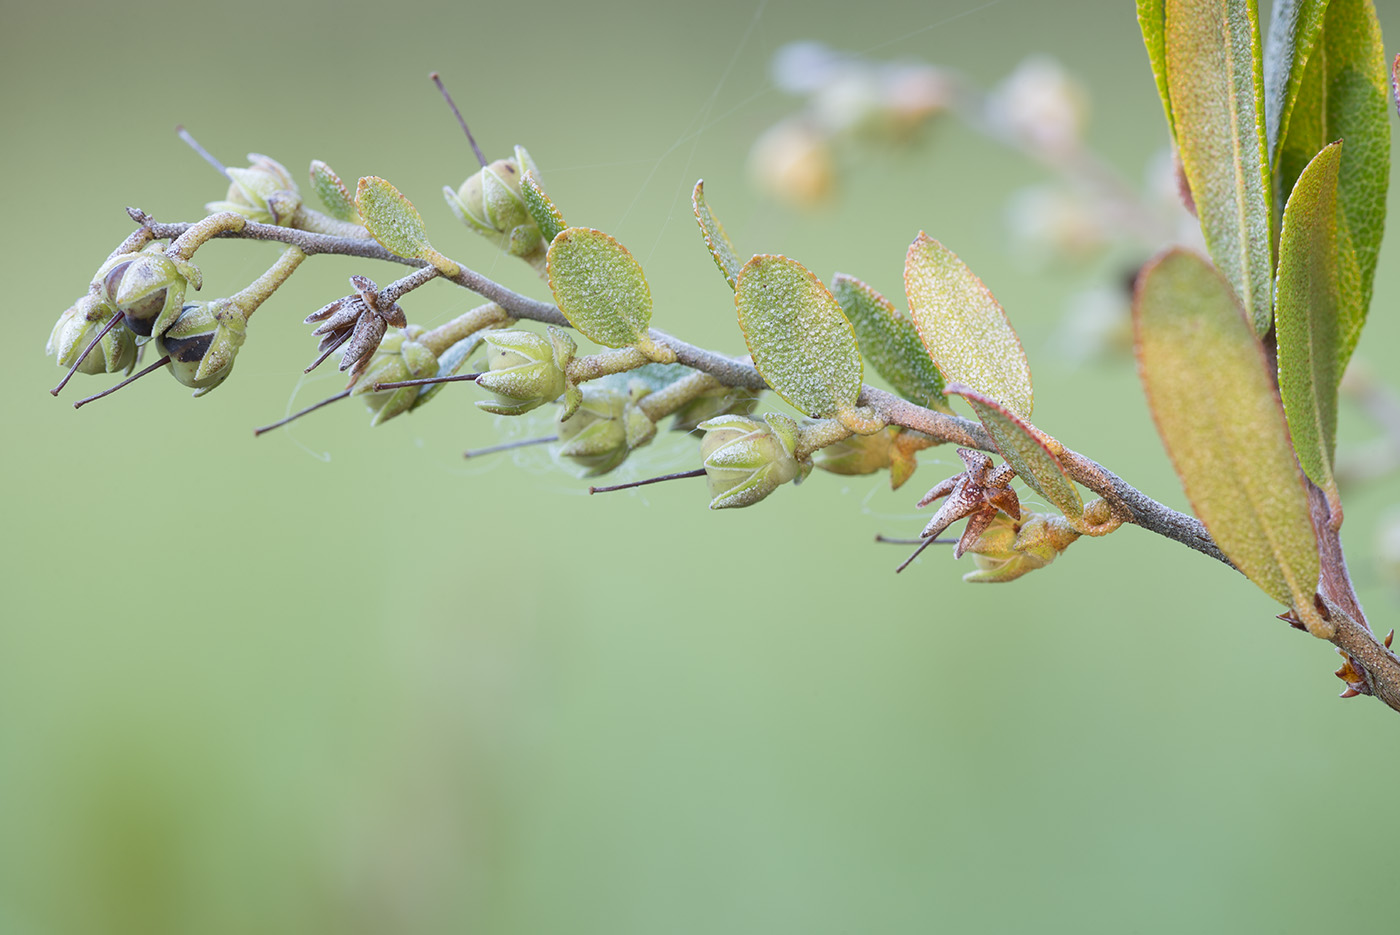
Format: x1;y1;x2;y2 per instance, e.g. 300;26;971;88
351;326;441;426
206;153;302;226
156;298;248;396
556;384;658;476
443;155;546;259
48;292;136;375
698;413;809;509
475;327;575;416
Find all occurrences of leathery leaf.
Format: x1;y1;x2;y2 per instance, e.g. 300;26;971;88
947;384;1083;519
735;254;862;419
1164;0;1274;335
1275;141;1343;502
692;180;745;289
356;176;432;260
546;228;652;349
1134;249;1321;623
1276;0;1390;362
903;233;1032;419
831;273;947;411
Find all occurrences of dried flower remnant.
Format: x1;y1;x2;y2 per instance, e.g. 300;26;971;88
304;275;407;379
917;447;1021;558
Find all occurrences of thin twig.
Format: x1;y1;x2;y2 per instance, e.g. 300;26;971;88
463;435;559;459
254;389;352;436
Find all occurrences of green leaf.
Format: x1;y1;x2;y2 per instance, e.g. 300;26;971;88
831;273;948;412
692;180;744;290
735;254;863;419
546;228;653;348
1262;0;1329;167
1165;0;1274;335
903;233;1033;420
1275;141;1343;499
356;177;432;260
1134;248;1319;611
1276;0;1389;361
1138;0;1176;136
946;384;1083;519
521;170;567;244
310;160;357;222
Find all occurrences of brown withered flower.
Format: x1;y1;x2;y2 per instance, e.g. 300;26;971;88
917;447;1021;558
303;275;407;380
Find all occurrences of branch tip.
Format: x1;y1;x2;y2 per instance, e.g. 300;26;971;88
431;73;488;168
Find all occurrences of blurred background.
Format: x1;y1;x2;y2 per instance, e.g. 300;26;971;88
4;0;1400;932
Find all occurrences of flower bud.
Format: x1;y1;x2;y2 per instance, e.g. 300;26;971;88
94;243;197;339
556;384;658;476
961;513;1079;583
48;293;137;375
475;326;574;416
698;413;809;509
812;425;899;476
156;298;248;396
987;56;1088;156
669;384;761;433
205;153;302;226
747;118;836;207
443;157;545;258
351;325;440;426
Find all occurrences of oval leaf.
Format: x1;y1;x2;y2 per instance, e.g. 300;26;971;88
946;383;1083;519
903;233;1033;419
546;228;652;348
310;160;357;222
1275;141;1343;500
521;170;567;244
357;176;431;260
831;273;948;412
692;180;744;290
1134;249;1319;611
735;254;862;418
1276;0;1390;363
1165;0;1274;335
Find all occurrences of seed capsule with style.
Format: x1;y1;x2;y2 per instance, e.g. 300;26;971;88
156;298;248;396
48;293;137;375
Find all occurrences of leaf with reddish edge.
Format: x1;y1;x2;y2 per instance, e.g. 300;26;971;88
1134;248;1325;634
546;228;652;349
521;170;566;244
903;233;1032;420
357;176;431;259
692;180;744;290
946;383;1083;519
310;160;356;222
735;254;862;419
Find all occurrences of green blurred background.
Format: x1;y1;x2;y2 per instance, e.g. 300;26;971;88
4;0;1399;932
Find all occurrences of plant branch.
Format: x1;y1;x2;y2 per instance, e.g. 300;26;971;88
122;211;1245;566
121;208;1400;711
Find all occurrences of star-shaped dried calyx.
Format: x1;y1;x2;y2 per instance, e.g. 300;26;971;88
304;275;407;380
917;447;1021;558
